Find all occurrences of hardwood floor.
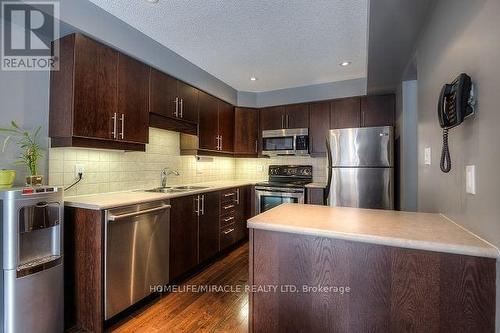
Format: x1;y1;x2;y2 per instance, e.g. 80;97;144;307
108;243;249;333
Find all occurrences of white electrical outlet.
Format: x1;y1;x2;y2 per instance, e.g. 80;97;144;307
466;165;476;194
424;147;431;165
256;165;263;172
75;164;85;177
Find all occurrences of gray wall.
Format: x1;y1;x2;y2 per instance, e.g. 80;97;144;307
0;19;50;185
415;0;500;327
396;80;418;211
248;78;367;107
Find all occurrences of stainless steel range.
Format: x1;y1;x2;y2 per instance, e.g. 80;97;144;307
255;165;312;214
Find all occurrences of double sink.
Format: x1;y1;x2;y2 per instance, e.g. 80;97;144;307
145;185;209;194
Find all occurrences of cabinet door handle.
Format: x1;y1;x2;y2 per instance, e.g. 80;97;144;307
286;114;289;128
281;115;284;129
174;97;179;117
223;204;235;210
216;136;220;150
236;188;240;204
224;193;235;197
255;140;258;153
200;194;205;216
223;228;235;235
194;196;200;216
220;135;223;151
120;114;125;139
223;216;234;222
111;113;117;139
179;98;183;118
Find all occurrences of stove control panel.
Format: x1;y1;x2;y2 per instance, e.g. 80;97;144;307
269;165;312;178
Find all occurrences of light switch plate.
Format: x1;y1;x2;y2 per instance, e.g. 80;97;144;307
424;147;431;165
466;165;476;194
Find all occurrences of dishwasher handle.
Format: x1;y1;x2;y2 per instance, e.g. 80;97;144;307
108;204;171;221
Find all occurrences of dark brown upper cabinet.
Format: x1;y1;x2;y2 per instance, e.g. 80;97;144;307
218;100;235;153
149;68;199;123
149;68;199;135
177;81;199;123
190;91;234;155
330;97;361;129
259;104;309;131
198;91;220;151
117;53;150;144
234;107;259;156
49;33;147;151
285;103;309;128
309;102;330;157
361;95;395;127
149;68;178;119
260;106;285;130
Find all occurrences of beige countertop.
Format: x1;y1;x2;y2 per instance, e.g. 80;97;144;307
247;204;500;258
64;180;257;210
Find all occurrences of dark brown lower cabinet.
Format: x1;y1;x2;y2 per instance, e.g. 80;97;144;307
169;195;199;280
64;186;253;332
219;187;248;251
199;191;220;263
249;229;496;333
220;221;246;250
64;207;104;333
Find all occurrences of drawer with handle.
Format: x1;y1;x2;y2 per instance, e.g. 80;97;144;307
220;221;246;250
220;188;239;203
220;201;237;216
220;213;238;228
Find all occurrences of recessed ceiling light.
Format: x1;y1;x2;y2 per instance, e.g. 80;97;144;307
250;77;258;81
145;0;159;4
340;61;351;67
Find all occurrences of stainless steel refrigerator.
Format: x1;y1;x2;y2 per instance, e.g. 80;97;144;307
325;126;394;209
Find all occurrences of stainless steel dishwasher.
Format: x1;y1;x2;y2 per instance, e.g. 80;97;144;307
104;200;170;319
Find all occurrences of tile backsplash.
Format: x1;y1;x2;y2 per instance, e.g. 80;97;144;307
49;128;327;196
48;128;235;196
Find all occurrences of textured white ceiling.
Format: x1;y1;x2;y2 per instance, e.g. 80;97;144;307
88;0;368;92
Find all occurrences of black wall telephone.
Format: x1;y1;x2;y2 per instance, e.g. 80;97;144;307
437;73;475;173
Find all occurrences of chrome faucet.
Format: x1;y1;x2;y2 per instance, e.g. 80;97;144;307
160;168;180;188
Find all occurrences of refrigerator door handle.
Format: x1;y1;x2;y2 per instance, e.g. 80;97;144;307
324;135;333;204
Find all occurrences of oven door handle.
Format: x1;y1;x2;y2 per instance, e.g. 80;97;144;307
256;191;304;198
255;188;304;194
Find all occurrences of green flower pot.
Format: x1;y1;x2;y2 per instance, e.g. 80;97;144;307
0;170;16;188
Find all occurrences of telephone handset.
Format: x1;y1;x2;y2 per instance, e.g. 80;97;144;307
437;73;475;173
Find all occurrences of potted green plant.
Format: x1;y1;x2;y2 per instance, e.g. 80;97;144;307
0;121;44;186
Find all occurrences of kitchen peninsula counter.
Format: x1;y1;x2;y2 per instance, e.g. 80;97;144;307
247;203;499;258
247;204;498;332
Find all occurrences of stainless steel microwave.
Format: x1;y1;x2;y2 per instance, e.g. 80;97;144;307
262;128;309;156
